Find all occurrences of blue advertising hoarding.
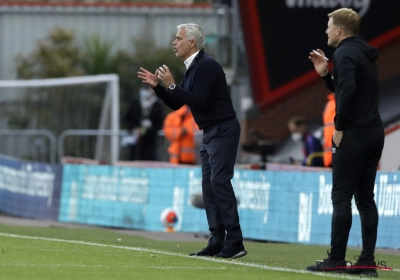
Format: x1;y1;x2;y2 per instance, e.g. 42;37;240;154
59;164;400;249
0;156;62;220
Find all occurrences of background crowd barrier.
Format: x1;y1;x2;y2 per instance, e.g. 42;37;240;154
0;155;62;220
1;155;399;249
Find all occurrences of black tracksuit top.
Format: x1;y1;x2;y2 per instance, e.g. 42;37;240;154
153;49;236;130
323;36;382;131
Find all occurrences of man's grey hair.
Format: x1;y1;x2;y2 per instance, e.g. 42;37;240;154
177;23;205;50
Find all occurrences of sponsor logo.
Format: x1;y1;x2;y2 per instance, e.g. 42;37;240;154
377;174;400;217
285;0;371;17
320;260;392;271
0;164;55;207
298;192;313;242
234;172;271;224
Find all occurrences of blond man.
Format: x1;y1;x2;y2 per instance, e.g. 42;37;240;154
307;8;384;276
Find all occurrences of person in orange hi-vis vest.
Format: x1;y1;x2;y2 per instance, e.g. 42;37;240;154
163;105;199;164
322;93;336;167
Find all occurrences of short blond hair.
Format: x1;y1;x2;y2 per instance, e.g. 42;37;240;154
328;8;361;36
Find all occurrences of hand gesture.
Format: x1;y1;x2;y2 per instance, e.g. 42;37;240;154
138;67;159;88
309;49;329;77
157;65;175;88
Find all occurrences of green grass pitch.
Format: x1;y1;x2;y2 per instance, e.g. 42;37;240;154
0;224;399;280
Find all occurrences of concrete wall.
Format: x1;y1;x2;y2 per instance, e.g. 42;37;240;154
0;3;230;80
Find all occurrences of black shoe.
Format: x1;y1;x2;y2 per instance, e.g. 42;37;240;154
189;244;223;257
215;243;247;259
306;251;347;273
346;258;378;277
306;258;347;273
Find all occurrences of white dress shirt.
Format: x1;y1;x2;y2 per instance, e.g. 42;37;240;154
184;50;200;70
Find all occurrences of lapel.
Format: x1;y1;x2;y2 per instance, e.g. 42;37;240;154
183;49;204;90
186;49;203;72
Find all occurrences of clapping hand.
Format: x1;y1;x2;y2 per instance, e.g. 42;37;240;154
309;49;329;77
157;65;175;88
138;67;159;88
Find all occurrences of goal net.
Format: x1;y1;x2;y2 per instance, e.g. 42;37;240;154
0;74;120;164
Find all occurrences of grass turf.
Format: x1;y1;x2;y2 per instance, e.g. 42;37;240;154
0;224;399;280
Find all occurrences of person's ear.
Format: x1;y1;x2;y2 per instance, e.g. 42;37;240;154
336;26;341;36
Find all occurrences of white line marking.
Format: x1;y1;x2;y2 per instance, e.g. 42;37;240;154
0;264;237;270
1;232;397;279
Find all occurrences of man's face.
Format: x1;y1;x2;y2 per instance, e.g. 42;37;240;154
173;28;193;60
326;17;340;47
289;123;301;134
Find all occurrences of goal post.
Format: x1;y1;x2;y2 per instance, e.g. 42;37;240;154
0;74;120;164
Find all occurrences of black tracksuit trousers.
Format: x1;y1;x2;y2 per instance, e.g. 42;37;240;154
200;117;243;246
330;125;384;261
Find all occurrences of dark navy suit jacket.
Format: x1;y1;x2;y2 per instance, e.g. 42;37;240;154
153;49;236;130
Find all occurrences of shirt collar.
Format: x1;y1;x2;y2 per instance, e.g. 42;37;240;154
184;50;200;70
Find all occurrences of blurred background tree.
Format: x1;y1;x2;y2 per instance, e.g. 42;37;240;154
15;27;186;129
1;0;229;162
16;28;84;79
81;34;116;76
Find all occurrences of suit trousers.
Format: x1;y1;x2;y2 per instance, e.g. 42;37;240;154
200;117;243;246
330;125;384;260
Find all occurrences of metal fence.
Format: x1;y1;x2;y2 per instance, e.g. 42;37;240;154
0;129;57;163
0;129;203;165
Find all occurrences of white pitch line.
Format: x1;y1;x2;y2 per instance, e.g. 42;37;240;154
0;264;238;270
1;232;395;279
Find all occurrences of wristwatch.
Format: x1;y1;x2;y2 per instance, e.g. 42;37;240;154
168;83;176;90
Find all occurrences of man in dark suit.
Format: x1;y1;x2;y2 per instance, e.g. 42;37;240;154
138;23;247;259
